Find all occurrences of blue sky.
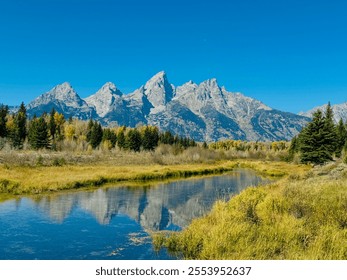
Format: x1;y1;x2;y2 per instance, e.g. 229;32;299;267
0;0;346;113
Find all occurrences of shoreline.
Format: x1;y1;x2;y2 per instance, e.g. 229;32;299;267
152;162;347;260
0;160;306;196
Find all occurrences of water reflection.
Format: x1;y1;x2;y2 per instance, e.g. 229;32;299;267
0;169;268;259
33;169;265;230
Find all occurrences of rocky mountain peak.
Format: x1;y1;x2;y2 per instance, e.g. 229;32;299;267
27;82;95;119
95;82;122;97
84;82;123;117
200;78;220;89
144;71;174;108
28;82;83;109
50;82;76;100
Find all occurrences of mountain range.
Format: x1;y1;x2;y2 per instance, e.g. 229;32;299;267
24;71;314;142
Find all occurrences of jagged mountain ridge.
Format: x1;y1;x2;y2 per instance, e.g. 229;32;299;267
26;72;310;141
300;102;347;123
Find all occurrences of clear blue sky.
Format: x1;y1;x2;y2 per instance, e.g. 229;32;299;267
0;0;346;113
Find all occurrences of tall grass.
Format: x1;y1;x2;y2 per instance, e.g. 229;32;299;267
153;163;347;260
0;160;305;198
0;160;247;194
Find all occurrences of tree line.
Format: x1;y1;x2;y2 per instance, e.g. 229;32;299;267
0;103;197;152
289;103;347;164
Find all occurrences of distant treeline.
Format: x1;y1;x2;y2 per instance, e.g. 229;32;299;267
0;103;197;151
2;102;346;165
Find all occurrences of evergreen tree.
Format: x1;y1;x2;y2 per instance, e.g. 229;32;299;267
102;128;117;148
335;119;347;158
0;104;9;138
126;129;142;152
159;131;174;145
49;108;57;140
117;129;126;150
28;116;50;149
322;102;337;155
299;110;333;164
17;102;27;142
142;126;159;151
9;102;27;149
86;119;94;142
8;103;27;149
288;135;299;161
90;121;103;148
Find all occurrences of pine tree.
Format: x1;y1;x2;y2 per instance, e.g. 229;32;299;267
299;110;333;164
117;129;126;150
322;102;337;156
335;119;347;158
0;104;9;138
86;119;94;142
49;108;57;140
28;116;50;150
90;121;103;148
17;102;27;142
126;128;142;152
288;135;299;161
159;131;174;145
142;126;159;151
9;102;28;149
102;128;117;148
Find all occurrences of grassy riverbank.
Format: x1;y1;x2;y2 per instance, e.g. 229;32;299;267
0;155;306;195
153;162;347;260
0;162;233;194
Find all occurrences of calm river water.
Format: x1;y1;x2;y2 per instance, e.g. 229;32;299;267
0;169;268;260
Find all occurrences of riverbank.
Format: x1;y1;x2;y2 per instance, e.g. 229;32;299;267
153;162;347;260
0;158;308;195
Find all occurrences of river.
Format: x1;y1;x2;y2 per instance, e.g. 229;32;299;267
0;169;268;260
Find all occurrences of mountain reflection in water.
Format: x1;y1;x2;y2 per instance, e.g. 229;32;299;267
0;169;268;259
34;170;266;230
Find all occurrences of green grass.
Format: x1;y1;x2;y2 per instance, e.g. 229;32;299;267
153;163;347;260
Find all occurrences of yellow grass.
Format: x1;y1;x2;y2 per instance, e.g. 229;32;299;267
0;159;308;195
0;161;235;194
153;162;347;260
